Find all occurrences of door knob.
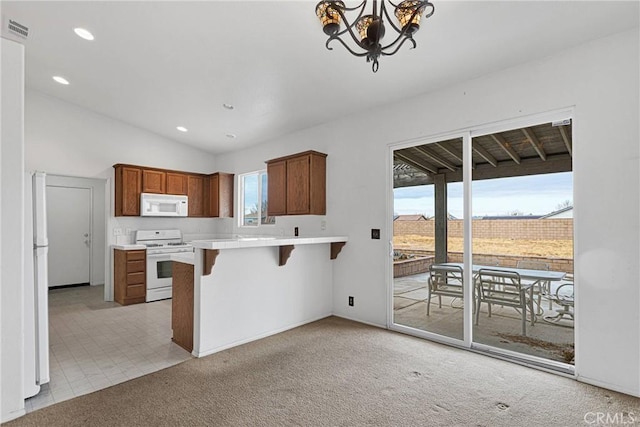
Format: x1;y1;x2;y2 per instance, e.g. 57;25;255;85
84;233;89;237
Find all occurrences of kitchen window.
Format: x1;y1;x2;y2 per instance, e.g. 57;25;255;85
238;170;275;227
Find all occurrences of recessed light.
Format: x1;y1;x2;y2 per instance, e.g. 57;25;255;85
225;133;237;139
74;28;94;41
222;103;234;110
176;126;188;132
52;76;70;85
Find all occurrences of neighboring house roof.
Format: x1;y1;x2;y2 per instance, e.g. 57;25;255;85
394;214;428;221
480;215;543;220
540;206;573;219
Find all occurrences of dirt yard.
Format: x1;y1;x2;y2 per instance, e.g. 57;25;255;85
393;234;573;258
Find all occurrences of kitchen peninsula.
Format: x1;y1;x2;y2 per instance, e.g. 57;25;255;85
171;235;348;356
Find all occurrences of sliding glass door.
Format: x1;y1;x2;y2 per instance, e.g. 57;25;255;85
391;113;575;370
392;137;465;342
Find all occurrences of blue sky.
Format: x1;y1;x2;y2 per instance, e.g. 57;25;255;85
394;172;573;218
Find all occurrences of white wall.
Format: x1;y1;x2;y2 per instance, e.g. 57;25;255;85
215;29;640;396
1;38;26;422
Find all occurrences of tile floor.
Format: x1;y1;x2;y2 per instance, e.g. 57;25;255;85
25;285;192;412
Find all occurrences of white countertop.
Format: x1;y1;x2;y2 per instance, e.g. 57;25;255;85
190;235;348;250
112;244;146;250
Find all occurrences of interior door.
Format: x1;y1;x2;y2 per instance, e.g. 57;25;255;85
46;186;91;287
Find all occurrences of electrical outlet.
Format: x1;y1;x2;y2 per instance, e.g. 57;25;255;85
125;228;132;235
294;227;299;237
371;229;381;239
320;220;327;231
348;296;354;307
113;227;123;236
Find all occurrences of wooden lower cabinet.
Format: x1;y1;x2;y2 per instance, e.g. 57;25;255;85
172;261;194;352
114;249;146;305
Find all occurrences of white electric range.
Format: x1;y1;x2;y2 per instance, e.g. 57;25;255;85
134;229;193;302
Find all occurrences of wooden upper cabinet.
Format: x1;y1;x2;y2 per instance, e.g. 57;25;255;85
166;172;188;195
114;164;232;217
142;169;166;193
114;165;142;216
267;161;287;216
266;151;326;216
206;172;235;218
187;175;205;217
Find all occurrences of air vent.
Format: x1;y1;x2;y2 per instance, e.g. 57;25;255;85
2;16;28;40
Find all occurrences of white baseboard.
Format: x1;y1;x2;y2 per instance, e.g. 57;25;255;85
193;313;333;358
2;408;26;423
577;375;640;398
332;314;386;329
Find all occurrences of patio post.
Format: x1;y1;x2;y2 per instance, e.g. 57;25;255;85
434;174;448;263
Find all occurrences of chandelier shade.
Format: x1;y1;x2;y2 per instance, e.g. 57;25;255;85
315;0;435;72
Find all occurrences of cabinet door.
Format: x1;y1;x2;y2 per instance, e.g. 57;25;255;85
267;161;287;216
142;169;166;193
187;175;205;217
208;174;219;217
166;172;188;195
218;173;234;218
116;166;142;216
286;155;310;215
207;173;235;218
309;153;326;215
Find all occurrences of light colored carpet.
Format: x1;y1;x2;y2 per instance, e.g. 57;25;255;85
7;316;638;426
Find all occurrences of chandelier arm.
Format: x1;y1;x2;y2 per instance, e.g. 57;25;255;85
330;0;366;12
379;6;425;51
326;6;372;52
380;36;416;56
326;36;371;57
380;1;403;35
331;3;368;39
385;1;434;36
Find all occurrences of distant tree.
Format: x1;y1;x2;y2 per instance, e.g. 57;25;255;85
556;199;573;210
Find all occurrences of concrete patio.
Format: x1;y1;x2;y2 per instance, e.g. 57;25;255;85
394;272;575;364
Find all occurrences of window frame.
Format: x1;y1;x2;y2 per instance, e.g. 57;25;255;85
237;170;275;228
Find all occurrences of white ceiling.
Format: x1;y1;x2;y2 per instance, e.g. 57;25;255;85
2;1;638;154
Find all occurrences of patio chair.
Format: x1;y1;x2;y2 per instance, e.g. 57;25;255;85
543;275;574;327
516;260;551;311
475;269;531;336
426;265;464;315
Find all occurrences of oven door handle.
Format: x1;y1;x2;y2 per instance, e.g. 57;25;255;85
147;253;174;261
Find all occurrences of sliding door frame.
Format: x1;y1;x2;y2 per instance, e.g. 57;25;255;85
388;107;576;376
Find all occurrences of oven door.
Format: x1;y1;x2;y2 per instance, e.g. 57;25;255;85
146;252;174;302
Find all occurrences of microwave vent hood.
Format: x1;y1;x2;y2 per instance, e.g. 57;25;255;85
140;193;188;217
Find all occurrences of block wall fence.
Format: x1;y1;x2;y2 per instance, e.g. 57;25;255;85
394;219;573;240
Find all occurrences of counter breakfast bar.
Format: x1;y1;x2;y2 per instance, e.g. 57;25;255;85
170;235;348;356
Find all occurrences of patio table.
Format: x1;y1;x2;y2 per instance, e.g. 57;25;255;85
434;263;566;326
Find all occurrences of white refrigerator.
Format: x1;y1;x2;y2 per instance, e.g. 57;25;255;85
24;171;50;398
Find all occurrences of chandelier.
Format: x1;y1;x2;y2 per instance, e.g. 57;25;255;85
315;0;435;72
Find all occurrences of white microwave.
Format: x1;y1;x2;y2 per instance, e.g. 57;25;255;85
140;193;188;217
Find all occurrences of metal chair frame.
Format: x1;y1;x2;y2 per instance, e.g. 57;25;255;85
426;264;464;315
475;268;533;336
